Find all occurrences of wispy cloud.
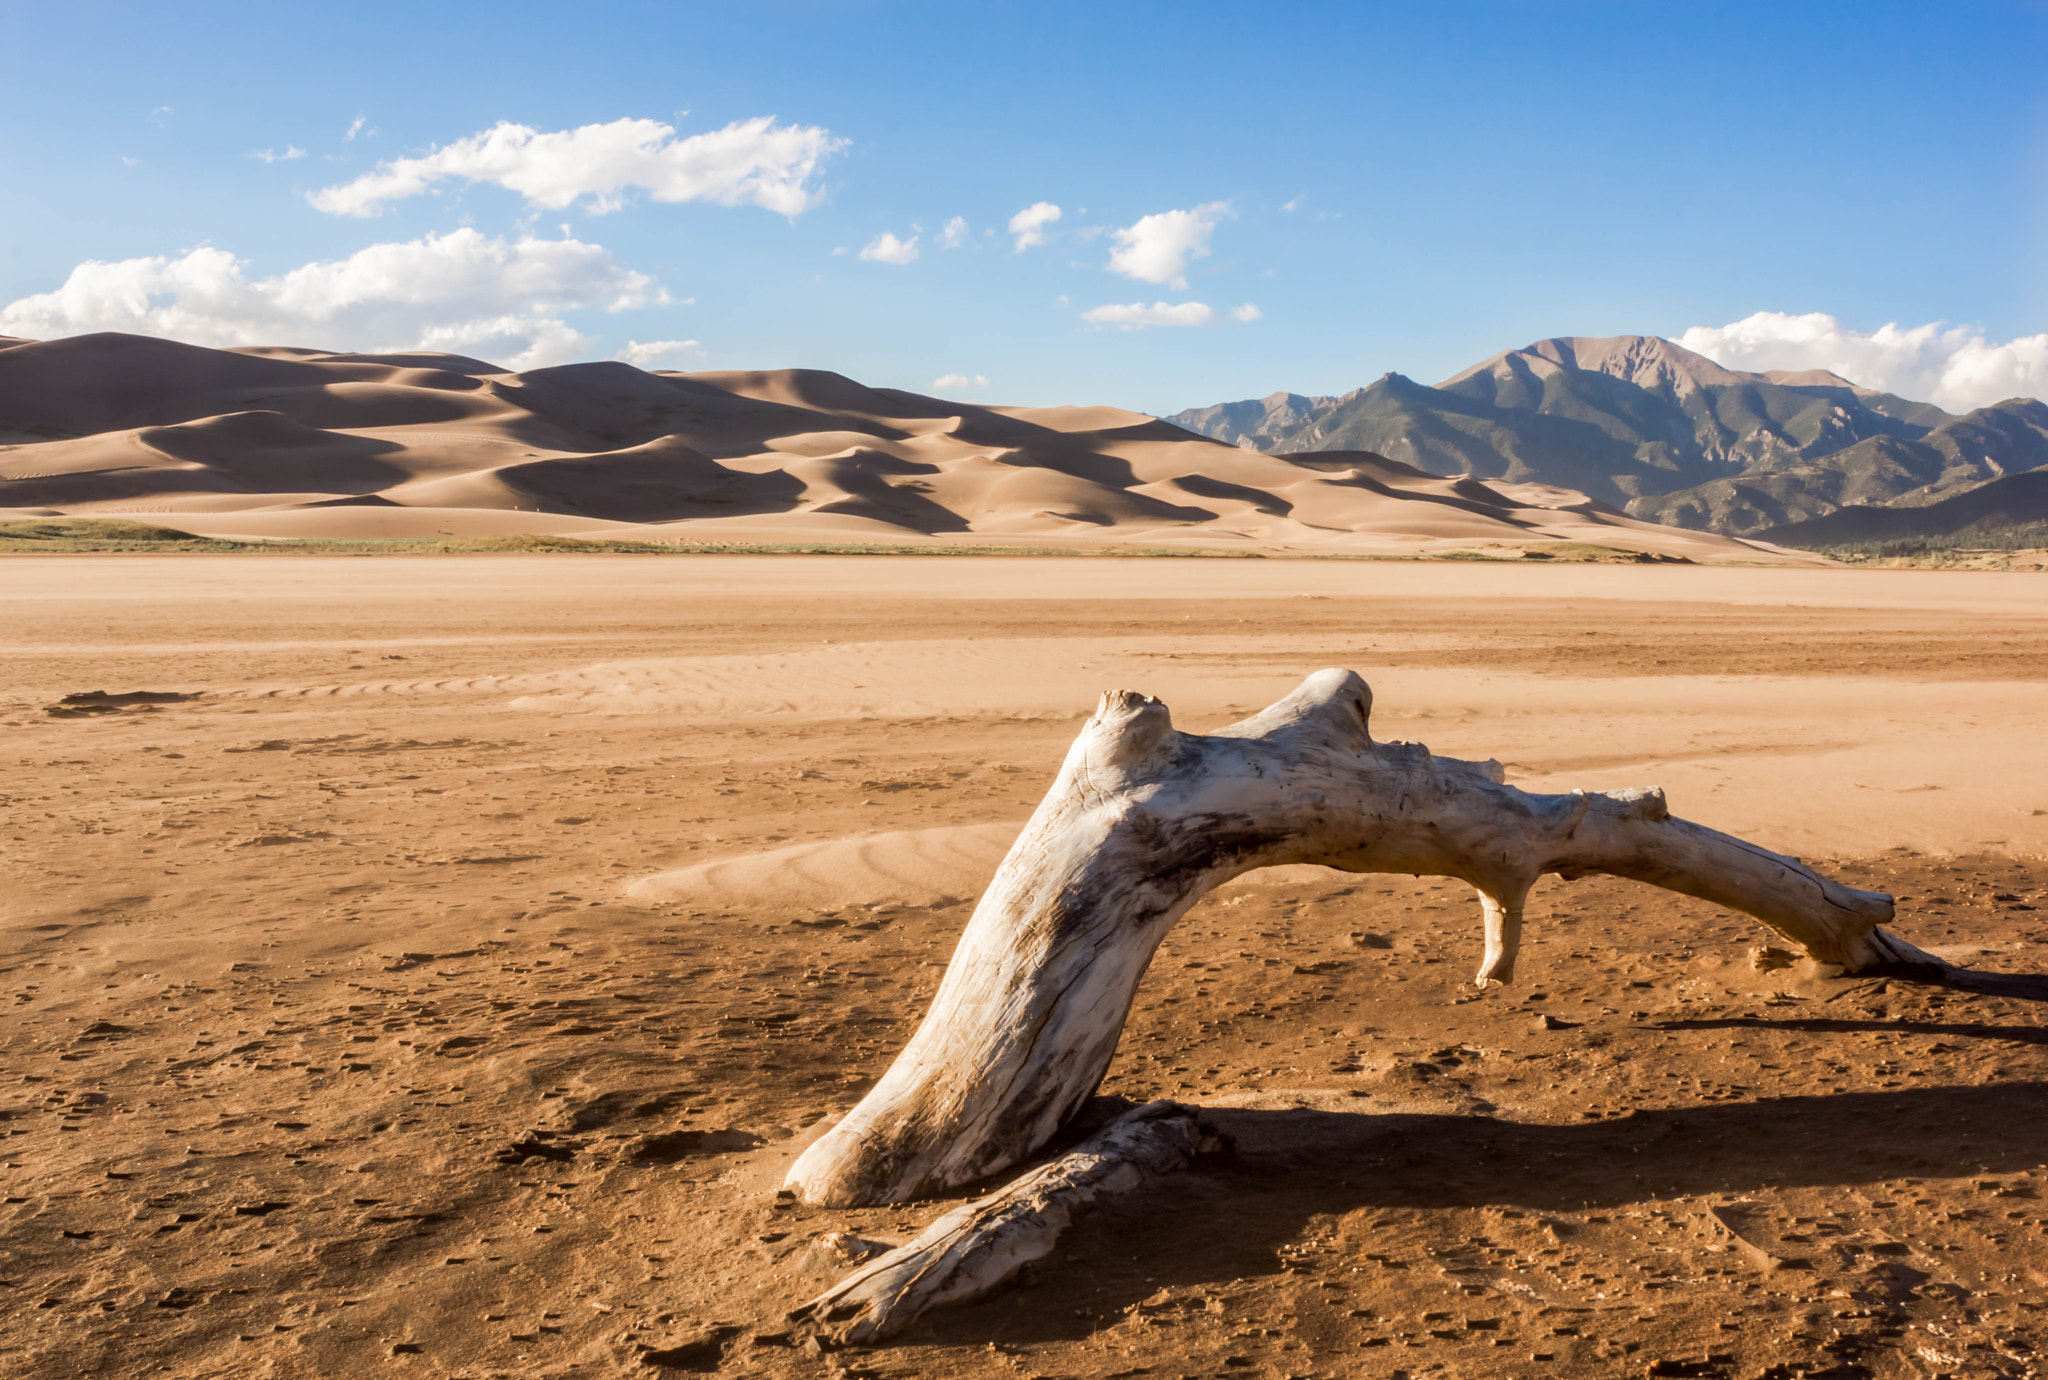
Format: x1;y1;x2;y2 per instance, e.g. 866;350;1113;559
248;146;308;164
343;114;369;142
1106;202;1231;290
1078;300;1259;330
310;115;845;218
1082;301;1217;329
938;216;969;249
932;372;988;389
1679;310;2048;412
1008;201;1062;251
148;105;173;128
615;338;702;369
0;228;661;371
858;230;920;265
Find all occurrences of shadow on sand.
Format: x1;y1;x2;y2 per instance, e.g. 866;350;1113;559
922;1071;2044;1348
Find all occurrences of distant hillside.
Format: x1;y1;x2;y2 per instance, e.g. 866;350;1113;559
1168;335;2048;536
1168;390;1359;449
1759;469;2048;550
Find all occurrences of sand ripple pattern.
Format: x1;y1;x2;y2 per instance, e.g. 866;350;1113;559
629;823;1023;910
215;637;1297;720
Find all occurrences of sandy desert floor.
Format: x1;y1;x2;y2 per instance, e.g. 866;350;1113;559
3;555;2047;1380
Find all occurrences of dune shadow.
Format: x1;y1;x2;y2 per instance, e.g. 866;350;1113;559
920;1079;2048;1347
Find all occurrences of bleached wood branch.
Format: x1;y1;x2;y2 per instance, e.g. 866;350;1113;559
792;1100;1209;1345
785;668;1938;1209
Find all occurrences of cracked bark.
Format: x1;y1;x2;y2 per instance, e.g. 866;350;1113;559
792;1100;1211;1344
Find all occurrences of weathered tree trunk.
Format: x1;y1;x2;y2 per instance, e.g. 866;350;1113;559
785;668;1935;1209
792;1100;1211;1344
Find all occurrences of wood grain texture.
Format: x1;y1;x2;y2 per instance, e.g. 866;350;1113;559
792;1100;1209;1344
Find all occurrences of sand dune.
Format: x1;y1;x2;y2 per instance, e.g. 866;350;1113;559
0;331;1818;560
630;820;1386;912
629;823;1023;910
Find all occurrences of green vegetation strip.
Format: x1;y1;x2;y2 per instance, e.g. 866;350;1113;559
1808;523;2048;563
0;518;264;551
0;521;1266;557
0;518;1691;564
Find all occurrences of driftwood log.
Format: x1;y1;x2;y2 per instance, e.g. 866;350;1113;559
785;668;1936;1209
792;1100;1212;1344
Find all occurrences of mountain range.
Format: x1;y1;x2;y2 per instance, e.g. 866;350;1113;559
1168;335;2048;538
7;330;2035;557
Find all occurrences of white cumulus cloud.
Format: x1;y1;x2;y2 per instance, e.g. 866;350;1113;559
616;339;702;369
931;373;988;389
1678;310;2048;412
0;228;660;371
309;115;845;218
1230;302;1262;322
938;215;969;249
1008;201;1062;251
858;230;920;265
1106;201;1231;289
1081;301;1218;329
249;146;307;164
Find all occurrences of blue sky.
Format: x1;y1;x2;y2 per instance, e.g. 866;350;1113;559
3;0;2045;413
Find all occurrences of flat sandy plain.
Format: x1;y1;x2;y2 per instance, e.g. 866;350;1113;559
4;554;2047;1380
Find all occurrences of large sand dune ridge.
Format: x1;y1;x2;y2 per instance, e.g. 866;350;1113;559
0;332;1816;560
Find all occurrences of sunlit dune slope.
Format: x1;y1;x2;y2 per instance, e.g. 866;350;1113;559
0;331;1814;560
